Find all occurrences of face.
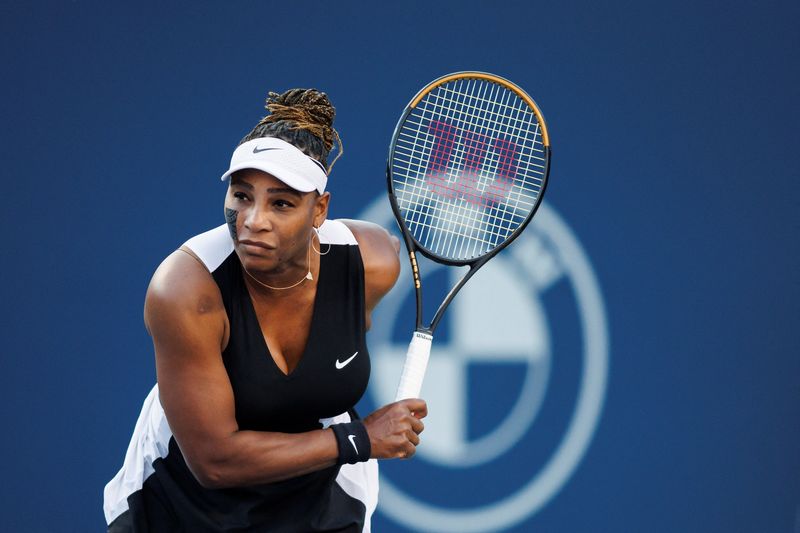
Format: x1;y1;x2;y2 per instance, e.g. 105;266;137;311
224;169;329;274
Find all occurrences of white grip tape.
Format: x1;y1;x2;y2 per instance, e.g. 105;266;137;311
395;331;433;401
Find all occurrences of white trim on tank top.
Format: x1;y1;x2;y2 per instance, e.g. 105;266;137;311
183;219;357;273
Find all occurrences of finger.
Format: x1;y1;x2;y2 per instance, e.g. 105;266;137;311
407;429;420;446
409;416;424;434
402;398;428;418
402;443;416;459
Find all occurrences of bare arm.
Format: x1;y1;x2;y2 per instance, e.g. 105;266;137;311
145;248;421;490
340;219;401;330
146;251;339;488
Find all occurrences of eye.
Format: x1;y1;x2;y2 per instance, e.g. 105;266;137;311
274;199;295;209
233;191;249;201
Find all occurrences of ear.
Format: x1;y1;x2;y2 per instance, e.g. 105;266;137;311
312;192;330;228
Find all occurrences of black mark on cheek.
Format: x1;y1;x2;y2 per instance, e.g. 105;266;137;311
225;208;239;241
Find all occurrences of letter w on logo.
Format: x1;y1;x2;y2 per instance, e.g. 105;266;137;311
425;120;519;207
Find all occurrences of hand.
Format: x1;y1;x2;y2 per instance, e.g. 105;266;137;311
363;399;427;460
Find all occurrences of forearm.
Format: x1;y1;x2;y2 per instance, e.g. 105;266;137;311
189;428;339;489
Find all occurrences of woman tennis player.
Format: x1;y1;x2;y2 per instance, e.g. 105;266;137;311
104;89;427;532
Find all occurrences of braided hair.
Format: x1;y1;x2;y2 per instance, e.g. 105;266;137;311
239;88;343;174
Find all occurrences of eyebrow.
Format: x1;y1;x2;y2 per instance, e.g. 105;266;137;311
266;187;303;197
230;178;302;197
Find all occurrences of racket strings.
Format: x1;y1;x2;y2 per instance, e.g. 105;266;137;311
408;81;523;256
394;132;547;172
416;81;542;184
424;84;545;163
391;77;546;261
432;85;546;155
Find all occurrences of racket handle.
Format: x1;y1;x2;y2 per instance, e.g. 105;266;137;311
395;331;433;401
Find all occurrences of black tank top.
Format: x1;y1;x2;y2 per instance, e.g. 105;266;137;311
104;220;378;533
215;229;370;434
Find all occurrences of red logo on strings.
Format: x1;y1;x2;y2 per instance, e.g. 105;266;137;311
426;120;519;206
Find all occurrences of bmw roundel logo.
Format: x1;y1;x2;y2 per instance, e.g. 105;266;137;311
358;197;609;532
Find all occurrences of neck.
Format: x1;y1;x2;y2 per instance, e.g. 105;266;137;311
242;244;318;295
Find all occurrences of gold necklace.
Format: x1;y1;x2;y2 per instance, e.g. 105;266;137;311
243;242;313;291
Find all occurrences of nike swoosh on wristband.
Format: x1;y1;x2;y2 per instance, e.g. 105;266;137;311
253;146;281;154
335;351;358;370
347;434;358;454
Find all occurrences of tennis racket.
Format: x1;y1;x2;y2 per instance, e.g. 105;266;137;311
388;71;551;401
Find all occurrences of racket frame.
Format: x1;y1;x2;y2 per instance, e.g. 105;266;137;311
386;71;552;335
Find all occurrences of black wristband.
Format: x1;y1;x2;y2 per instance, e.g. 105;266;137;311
330;420;371;465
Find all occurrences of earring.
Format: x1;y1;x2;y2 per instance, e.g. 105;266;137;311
311;226;331;255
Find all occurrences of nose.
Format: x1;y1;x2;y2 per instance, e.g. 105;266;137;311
243;204;273;232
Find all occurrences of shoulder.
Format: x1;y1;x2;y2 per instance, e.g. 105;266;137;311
337;219;401;311
145;224;232;328
338;219;400;270
144;247;227;343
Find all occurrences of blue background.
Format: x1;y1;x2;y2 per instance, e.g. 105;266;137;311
1;1;798;531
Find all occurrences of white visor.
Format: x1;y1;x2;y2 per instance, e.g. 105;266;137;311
219;137;328;194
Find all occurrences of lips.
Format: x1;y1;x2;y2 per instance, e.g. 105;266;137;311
238;239;274;249
238;239;276;255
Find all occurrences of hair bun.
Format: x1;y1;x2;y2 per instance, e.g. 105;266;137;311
262;89;337;153
241;88;344;173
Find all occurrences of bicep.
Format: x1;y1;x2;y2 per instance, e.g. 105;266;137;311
340;220;402;321
363;239;401;311
144;256;236;477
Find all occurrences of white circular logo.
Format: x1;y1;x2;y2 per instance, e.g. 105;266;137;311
359;198;609;532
